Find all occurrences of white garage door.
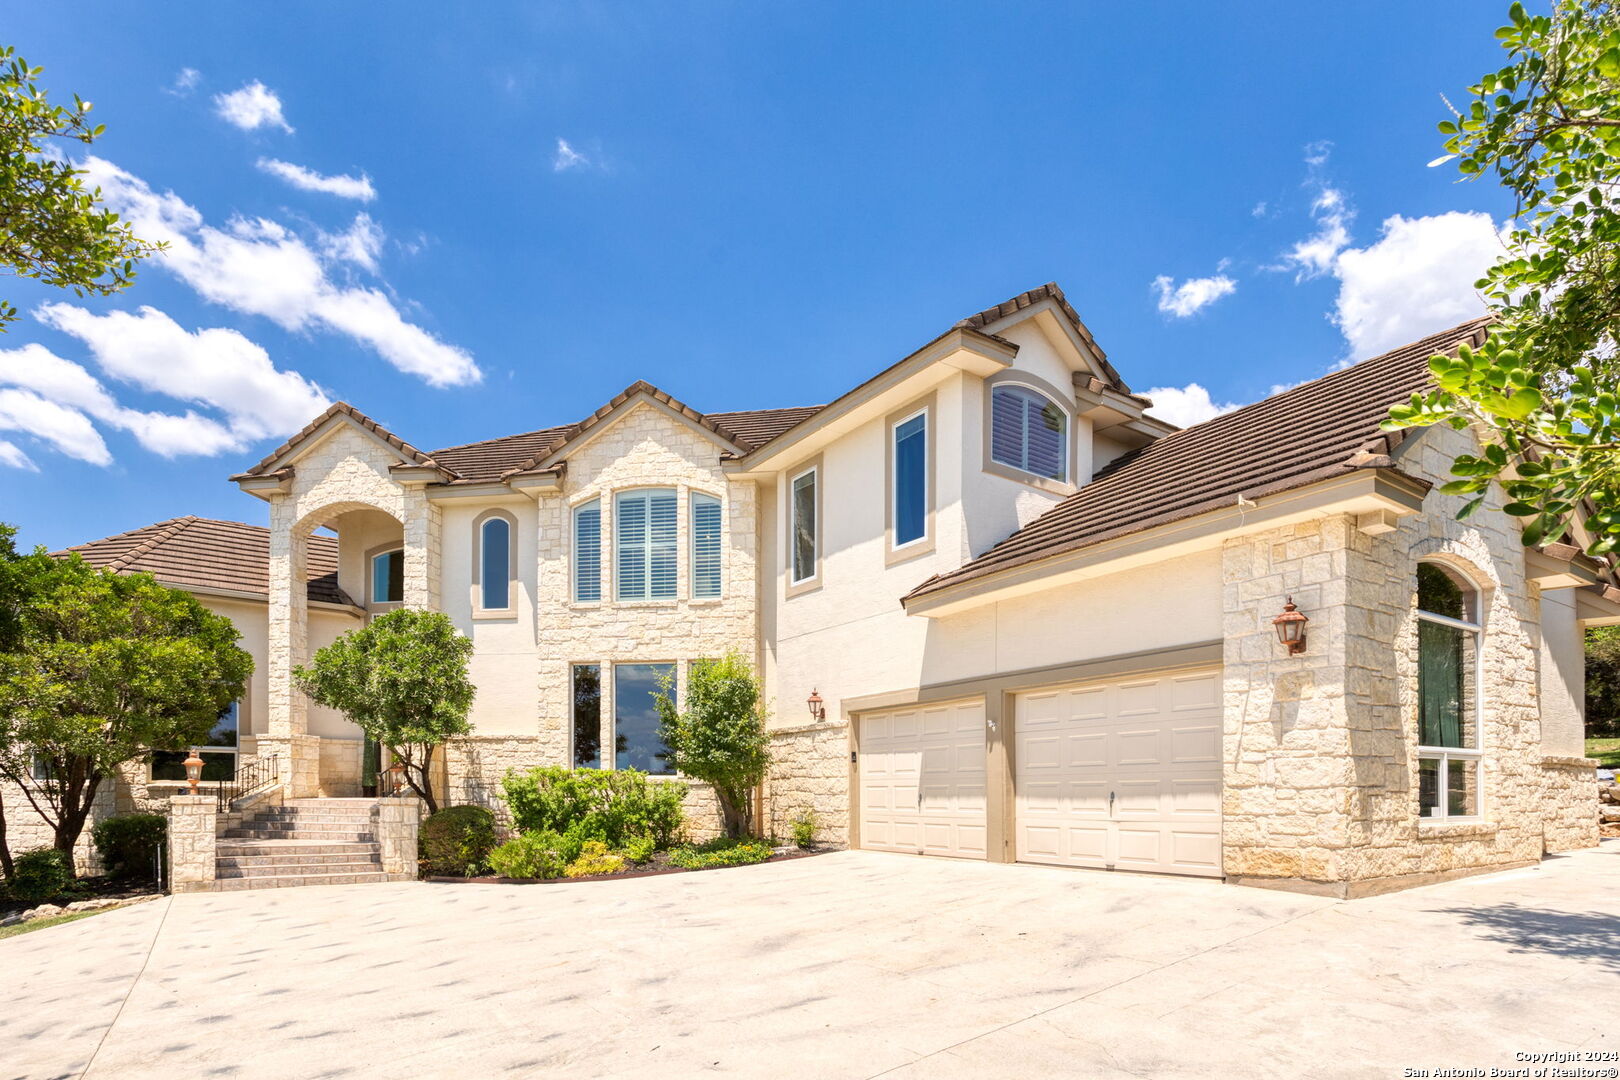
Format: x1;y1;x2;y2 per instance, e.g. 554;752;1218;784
858;699;987;859
1015;667;1222;878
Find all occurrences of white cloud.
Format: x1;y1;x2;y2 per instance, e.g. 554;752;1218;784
320;213;385;272
1281;185;1353;279
257;158;376;202
168;68;201;96
1332;211;1506;359
0;440;37;471
0;388;111;465
1143;383;1244;428
78;156;479;386
1152;272;1237;318
214;80;293;133
1251;201;1268;218
553;138;589;171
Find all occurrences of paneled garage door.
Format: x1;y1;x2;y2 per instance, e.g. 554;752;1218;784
1015;668;1222;878
858;699;987;859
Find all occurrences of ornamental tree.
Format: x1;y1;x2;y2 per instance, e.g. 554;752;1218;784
0;549;253;860
0;46;163;329
1386;1;1620;553
654;651;771;838
294;608;474;814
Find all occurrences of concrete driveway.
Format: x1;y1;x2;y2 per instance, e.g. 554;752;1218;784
4;843;1618;1080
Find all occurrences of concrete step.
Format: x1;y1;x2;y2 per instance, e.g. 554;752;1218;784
212;871;395;891
216;840;378;857
222;828;376;842
280;798;380;808
234;818;378;831
218;859;382;879
250;812;378;824
217;851;383;870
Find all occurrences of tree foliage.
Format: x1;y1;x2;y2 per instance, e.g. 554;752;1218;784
1588;626;1620;735
0;550;253;860
294;608;474;814
654;651;770;839
1386;1;1620;553
0;46;163;329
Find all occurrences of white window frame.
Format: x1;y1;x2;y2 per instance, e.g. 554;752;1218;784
788;463;821;591
614;487;679;603
690;491;724;600
1415;573;1485;823
989;382;1070;483
572;498;603;605
368;546;405;608
890;406;930;553
472;510;517;618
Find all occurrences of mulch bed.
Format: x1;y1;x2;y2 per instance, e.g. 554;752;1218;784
1;875;161;917
425;845;833;886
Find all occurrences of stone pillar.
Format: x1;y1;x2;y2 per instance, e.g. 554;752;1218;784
400;488;442;611
376;796;421;880
168;795;217;893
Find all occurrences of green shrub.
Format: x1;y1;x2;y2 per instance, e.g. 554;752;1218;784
791;811;816;849
564;840;626;878
623;833;656;864
419;805;497;877
501;767;684;849
668;836;773;870
11;848;74;903
488;832;569;880
91;813;167;879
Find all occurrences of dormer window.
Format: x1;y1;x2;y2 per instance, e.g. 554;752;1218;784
991;384;1067;482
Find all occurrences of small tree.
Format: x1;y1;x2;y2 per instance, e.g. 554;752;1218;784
1589;627;1620;736
0;552;252;859
654;651;770;838
294;609;474;814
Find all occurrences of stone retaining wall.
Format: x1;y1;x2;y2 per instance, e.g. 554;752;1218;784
764;722;851;846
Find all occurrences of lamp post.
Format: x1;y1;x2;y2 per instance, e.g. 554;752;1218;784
1272;597;1309;656
385;760;406;797
806;689;826;724
183;749;205;794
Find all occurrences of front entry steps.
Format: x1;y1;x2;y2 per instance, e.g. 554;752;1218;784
215;799;396;890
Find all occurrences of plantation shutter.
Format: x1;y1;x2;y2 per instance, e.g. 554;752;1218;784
649;490;677;599
692;493;722;598
574;500;601;602
615;489;677;601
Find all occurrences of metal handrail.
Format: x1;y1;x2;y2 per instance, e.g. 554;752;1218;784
216;752;281;811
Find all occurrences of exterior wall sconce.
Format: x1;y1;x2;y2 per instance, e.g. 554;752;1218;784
1273;597;1309;656
183;748;205;794
385;760;406;797
807;689;826;723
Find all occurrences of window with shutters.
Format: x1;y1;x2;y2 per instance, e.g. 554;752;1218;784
692;492;722;599
616;488;678;601
573;499;602;603
990;384;1068;482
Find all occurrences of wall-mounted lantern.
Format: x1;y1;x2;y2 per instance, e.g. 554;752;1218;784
183;749;205;794
807;688;826;723
385;760;406;797
1272;597;1309;656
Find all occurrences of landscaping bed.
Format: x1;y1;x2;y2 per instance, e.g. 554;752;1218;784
1;874;162;920
426;843;833;885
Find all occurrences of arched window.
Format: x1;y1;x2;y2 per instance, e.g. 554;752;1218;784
1416;562;1483;820
573;499;602;603
476;512;515;613
370;548;404;604
990;384;1068;482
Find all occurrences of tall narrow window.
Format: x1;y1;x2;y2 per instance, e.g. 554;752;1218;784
893;410;927;547
692;492;722;599
371;549;404;604
572;663;601;769
990;385;1067;482
616;489;677;601
573;499;601;603
479;515;511;610
615;663;675;774
1416;563;1482;820
790;467;818;585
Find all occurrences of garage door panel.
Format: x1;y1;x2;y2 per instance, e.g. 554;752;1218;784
859;700;987;860
1016;667;1222;879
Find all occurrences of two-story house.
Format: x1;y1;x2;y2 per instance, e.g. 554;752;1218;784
25;284;1618;897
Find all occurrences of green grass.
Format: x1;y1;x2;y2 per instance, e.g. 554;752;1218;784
0;908;102;941
1587;737;1620;770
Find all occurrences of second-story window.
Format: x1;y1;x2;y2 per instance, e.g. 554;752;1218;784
573;499;602;603
692;492;722;599
893;409;928;547
991;384;1068;482
616;488;677;601
478;513;512;611
790;466;818;585
371;548;403;604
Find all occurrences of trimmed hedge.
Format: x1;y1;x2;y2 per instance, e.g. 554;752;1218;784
420;805;497;877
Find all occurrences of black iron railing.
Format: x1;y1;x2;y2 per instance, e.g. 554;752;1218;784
216;752;280;811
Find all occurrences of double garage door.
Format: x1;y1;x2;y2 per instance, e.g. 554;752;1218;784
858;667;1222;877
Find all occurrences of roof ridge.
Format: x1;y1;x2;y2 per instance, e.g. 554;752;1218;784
107;516;198;573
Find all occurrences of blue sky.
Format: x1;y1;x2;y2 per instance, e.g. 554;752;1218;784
2;2;1524;551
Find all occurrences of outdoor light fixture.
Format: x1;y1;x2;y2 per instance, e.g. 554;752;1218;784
807;688;826;723
1272;597;1310;656
183;748;205;793
386;760;406;797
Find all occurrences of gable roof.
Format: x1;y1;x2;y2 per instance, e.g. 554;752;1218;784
905;317;1495;604
58;517;351;606
956;282;1133;395
232;402;448;481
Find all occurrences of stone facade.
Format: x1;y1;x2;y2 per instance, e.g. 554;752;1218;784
763;723;852;845
376;796;421;878
167;794;217;893
441;734;546;819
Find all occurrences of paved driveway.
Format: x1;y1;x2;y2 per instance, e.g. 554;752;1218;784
4;843;1618;1079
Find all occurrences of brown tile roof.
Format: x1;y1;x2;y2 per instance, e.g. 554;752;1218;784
58;517;351;606
232;402;448;480
956;282;1134;396
905;317;1495;604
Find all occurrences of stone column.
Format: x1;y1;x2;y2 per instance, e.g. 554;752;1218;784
263;499;322;796
168;795;217;893
400;487;442;611
376;796;421;880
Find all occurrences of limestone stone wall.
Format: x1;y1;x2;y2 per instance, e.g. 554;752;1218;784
318;738;363;797
0;776;115;874
167;795;217;893
1223;422;1598;895
1540;756;1601;853
442;734;547;821
763;723;851;845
